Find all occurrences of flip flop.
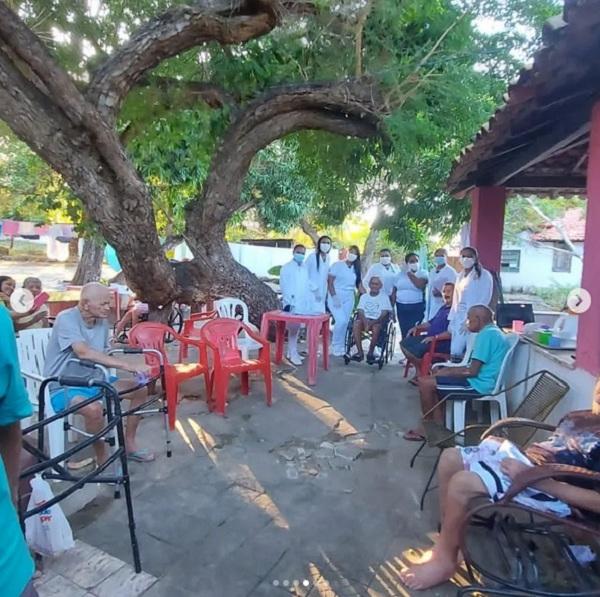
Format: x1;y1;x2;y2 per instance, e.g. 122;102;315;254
66;457;95;471
127;449;155;463
408;377;419;386
403;429;425;442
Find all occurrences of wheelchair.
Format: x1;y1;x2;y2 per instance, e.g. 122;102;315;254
113;303;183;343
343;312;396;370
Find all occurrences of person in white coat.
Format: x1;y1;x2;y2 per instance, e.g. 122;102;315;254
327;245;361;356
279;244;310;365
448;246;494;357
361;248;399;298
304;235;332;315
427;248;457;319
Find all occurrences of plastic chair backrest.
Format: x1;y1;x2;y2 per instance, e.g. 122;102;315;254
214;298;250;325
491;332;520;393
459;332;478;366
16;329;52;406
129;322;170;367
200;318;245;362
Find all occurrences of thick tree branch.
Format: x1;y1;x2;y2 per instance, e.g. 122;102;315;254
86;0;281;120
300;218;320;245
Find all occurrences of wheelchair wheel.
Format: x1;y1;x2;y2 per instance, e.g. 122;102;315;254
165;306;183;343
385;322;396;363
344;313;357;361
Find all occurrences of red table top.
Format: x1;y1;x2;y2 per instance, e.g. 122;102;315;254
261;310;330;323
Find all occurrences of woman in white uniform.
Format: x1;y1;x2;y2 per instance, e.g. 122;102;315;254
279;244;310;365
426;248;457;319
304;235;332;315
448;246;494;357
327;245;361;356
392;252;428;340
361;248;399;298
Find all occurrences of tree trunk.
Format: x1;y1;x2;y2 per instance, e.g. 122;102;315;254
71;237;105;285
361;226;380;275
300;217;320;246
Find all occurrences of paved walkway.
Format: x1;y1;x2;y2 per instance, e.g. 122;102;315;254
45;353;465;597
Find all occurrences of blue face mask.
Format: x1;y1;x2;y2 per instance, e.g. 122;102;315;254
434;256;446;266
293;253;305;264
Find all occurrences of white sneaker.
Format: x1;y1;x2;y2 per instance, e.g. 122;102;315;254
288;353;303;366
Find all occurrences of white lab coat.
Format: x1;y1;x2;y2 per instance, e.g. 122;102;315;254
304;251;330;314
427;264;457;319
362;262;399;296
279;259;311;314
448;267;493;355
327;260;358;352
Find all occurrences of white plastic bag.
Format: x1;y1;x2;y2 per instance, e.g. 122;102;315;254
25;475;75;556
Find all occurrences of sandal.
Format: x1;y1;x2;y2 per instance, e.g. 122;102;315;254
127;449;155;463
408;377;419;386
403;429;425;442
350;354;364;362
66;457;95;471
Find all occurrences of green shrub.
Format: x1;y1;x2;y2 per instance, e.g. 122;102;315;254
268;265;282;277
533;284;575;311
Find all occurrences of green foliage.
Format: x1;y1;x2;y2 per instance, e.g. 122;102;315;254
534;284;575;311
1;0;562;249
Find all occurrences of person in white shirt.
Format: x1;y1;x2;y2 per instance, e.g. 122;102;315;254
279;244;311;365
391;252;428;340
361;248;399;297
352;277;392;364
427;248;457;319
448;246;494;357
304;235;331;315
327;245;361;356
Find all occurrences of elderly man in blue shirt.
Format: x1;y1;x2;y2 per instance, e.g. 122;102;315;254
400;281;454;383
404;304;509;441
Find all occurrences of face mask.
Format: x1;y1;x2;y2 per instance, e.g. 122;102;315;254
380;256;391;266
293;253;305;264
408;262;419;272
347;253;358;263
434;256;446;266
461;256;475;269
320;242;331;253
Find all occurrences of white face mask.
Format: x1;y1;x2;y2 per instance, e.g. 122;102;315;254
320;242;331;253
380;256;391;266
461;256;475;269
347;253;358;263
408;262;419;272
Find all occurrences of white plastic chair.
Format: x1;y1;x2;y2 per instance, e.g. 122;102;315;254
214;298;261;359
16;329;66;457
445;333;520;433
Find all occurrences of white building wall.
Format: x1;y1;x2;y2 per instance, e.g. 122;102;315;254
500;240;583;291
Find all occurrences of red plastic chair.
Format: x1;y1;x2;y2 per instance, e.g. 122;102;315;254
403;332;451;377
179;310;218;360
128;322;211;430
200;318;272;416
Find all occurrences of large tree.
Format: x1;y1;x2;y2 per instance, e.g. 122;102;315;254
0;0;557;320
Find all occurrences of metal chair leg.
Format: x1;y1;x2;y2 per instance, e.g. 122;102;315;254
410;439;427;468
420;449;441;511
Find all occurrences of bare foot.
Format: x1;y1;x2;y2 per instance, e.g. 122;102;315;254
399;554;456;590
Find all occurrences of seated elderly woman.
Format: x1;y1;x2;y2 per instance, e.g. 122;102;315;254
400;379;600;591
0;275;48;332
400;281;454;384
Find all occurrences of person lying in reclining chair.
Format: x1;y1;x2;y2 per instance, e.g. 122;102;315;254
400;378;600;591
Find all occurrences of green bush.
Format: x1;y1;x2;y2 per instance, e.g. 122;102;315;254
533;284;575;311
268;265;282;277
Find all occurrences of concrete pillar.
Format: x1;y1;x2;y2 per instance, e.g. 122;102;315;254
576;102;600;375
469;186;507;273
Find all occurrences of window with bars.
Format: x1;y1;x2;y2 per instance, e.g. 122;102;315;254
501;250;521;273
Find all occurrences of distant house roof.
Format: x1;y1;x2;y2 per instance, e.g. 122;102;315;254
447;0;600;196
531;207;586;242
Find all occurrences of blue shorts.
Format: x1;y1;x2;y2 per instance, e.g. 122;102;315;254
50;375;119;413
436;376;482;400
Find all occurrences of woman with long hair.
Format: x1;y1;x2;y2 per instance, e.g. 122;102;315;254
327;245;361;356
448;246;493;356
305;235;332;315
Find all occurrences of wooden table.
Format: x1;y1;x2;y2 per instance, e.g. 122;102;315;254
260;310;330;385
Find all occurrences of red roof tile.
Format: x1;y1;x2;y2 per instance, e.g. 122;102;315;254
531;208;586;242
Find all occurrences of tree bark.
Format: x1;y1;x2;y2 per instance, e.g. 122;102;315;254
361;226;380;275
71;238;106;285
300;218;320;246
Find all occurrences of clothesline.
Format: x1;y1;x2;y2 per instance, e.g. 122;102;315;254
0;219;76;240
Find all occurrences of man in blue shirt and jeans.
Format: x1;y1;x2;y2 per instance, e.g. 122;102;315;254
400;282;454;383
0;304;37;597
404;304;509;441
